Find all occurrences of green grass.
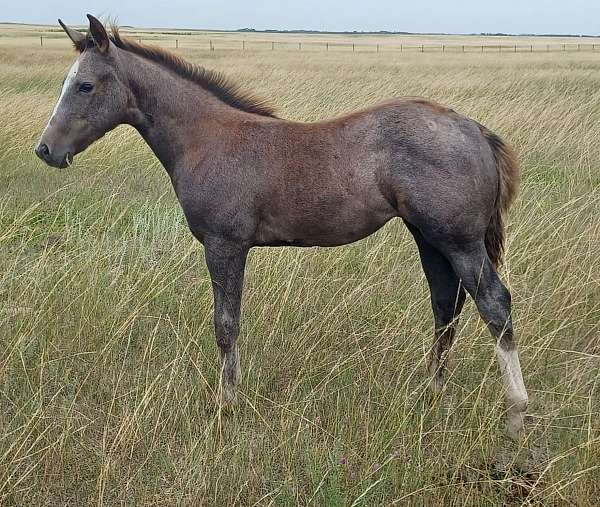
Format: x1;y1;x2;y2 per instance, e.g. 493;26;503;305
0;34;599;505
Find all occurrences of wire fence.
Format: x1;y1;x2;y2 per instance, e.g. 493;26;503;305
33;35;600;54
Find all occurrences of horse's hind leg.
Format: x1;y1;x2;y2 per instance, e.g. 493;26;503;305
405;222;466;395
443;241;528;439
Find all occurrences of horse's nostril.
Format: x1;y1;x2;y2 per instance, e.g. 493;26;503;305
35;143;50;161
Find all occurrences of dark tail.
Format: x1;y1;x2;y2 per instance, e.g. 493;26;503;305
478;125;520;268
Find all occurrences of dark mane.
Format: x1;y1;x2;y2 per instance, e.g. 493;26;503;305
98;25;277;118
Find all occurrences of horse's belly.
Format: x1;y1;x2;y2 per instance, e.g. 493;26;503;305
254;205;396;247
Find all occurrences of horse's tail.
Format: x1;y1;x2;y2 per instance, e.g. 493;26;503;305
479;124;520;268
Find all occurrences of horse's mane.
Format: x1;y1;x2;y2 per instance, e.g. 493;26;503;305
81;25;277;118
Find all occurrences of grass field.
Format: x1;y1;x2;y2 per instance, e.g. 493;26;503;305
0;26;599;505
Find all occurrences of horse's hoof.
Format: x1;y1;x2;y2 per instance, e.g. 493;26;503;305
505;411;527;441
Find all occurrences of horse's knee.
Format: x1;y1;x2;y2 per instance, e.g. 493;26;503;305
214;307;239;351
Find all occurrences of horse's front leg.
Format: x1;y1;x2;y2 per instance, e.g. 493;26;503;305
204;237;248;406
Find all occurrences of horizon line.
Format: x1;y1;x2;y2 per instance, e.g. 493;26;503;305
1;21;598;38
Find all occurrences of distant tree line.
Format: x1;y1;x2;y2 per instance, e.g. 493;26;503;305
236;28;597;37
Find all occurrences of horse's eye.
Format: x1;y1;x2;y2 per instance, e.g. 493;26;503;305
78;83;94;93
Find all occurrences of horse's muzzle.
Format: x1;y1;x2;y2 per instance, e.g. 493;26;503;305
35;142;72;168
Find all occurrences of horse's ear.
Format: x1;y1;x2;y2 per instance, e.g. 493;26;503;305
58;19;86;52
86;14;110;53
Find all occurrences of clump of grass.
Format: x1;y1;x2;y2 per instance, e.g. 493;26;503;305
0;36;599;505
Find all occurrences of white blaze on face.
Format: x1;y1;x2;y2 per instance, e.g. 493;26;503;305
43;58;80;132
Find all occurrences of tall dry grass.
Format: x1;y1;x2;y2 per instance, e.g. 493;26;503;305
0;35;599;505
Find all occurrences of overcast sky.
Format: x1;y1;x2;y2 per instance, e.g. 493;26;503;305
4;1;599;35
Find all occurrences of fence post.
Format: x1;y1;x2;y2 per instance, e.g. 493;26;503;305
514;45;517;53
352;43;355;52
462;45;464;52
209;39;213;51
577;44;580;51
299;42;301;50
139;38;142;43
530;44;533;52
376;43;379;53
442;44;445;52
175;39;178;49
326;42;329;51
400;44;403;52
242;40;245;50
40;35;43;47
481;45;484;53
421;44;424;52
272;41;275;50
562;44;565;51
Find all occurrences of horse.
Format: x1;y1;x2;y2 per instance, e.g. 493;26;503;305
35;15;528;439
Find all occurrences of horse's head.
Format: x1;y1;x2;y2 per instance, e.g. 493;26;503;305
35;15;129;168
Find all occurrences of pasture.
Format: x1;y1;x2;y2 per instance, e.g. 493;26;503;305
0;24;599;505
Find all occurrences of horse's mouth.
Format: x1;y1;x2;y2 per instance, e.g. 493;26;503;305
48;152;74;169
59;152;74;169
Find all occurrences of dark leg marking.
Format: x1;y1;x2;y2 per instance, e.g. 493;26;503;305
405;221;466;393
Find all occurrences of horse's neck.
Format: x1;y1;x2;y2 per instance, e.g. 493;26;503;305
122;52;228;172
